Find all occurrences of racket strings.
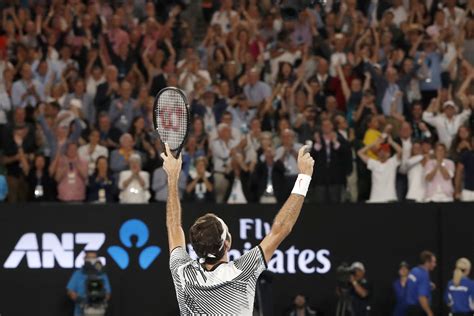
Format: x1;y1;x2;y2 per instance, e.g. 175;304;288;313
155;90;188;151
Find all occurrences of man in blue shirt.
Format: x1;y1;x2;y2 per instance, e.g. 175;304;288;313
66;251;111;316
405;251;437;316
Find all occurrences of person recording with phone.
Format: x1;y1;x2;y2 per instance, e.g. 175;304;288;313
66;251;111;316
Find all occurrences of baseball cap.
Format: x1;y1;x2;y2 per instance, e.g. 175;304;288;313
442;100;457;110
399;261;410;268
351;262;365;272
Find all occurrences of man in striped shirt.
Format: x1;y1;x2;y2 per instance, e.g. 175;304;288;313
160;143;314;315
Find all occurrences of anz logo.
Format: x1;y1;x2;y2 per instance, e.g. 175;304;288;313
3;219;161;270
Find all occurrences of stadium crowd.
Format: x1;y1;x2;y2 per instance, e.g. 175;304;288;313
0;0;473;204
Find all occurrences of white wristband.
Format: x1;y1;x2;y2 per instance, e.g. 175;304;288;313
291;174;312;197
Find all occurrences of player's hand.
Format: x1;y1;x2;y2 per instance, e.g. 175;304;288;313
297;145;314;176
160;143;182;182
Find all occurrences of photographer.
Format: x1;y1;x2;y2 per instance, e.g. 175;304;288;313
66;251;111;316
336;262;372;316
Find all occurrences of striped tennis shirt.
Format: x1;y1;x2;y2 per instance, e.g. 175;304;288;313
169;246;267;315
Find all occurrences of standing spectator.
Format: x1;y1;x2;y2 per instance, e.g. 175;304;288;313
405;251;437;316
406;142;429;202
26;153;55;202
110;133;139;181
425;143;455;202
185;157;214;203
455;136;474;202
55;142;88;202
357;136;402;203
422;99;471;150
364;63;402;117
396;122;415;201
210;123;239;203
118;154;150;204
151;164;186;202
11;63;45;108
87;156;115;203
250;147;287;204
310;119;352;204
78;129;109;176
97;112;122;151
64;79;95;125
393;261;410;316
94;65;120;114
225;153;251;204
243;68;272;107
210;0;238;34
108;80;139;133
275;129;303;192
445;258;474;316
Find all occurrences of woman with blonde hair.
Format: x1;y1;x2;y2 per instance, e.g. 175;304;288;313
445;258;474;316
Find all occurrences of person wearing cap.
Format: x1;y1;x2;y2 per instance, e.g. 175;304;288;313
348;261;372;316
445;258;474;316
393;261;410;316
422;97;471;150
357;135;402;203
405;251;437;316
424;143;455;202
118;153;151;203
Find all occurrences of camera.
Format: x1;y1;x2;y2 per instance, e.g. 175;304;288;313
336;262;355;289
82;259;107;316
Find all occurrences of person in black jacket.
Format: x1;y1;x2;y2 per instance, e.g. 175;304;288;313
250;147;287;204
27;153;56;201
309;118;352;203
87;156;116;203
94;65;120;114
185;157;214;202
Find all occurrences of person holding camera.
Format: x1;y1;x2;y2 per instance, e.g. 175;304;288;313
445;258;474;316
336;262;372;316
66;251;111;316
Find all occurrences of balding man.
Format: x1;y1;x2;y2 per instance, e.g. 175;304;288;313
210;123;239;203
94;65;119;113
11;63;45;108
108;81;139;133
243;68;272;107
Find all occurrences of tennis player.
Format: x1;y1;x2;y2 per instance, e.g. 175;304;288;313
161;143;314;315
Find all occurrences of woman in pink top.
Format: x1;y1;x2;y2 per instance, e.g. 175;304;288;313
424;143;455;202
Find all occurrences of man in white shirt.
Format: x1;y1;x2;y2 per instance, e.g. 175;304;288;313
178;56;211;96
358;136;402;203
422;100;471;150
78;129;109;175
210;123;239;203
388;0;408;27
210;0;238;34
118;154;151;204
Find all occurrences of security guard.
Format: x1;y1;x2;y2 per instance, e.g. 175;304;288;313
445;258;474;316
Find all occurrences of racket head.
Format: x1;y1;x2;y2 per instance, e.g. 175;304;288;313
152;87;190;157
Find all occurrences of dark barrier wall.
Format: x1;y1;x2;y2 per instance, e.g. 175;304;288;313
0;203;471;316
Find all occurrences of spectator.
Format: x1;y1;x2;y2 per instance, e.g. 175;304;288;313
405;251;437;316
445;258;474;316
185;157;214;203
210;123;239;203
310;119;352;204
393;261;410;316
118;153;150;204
449;126;472;163
250;146;287;204
243;68;272;107
78;129;109;176
26;153;55;202
425;143;455;202
151;164;186;202
275;129;303;188
97;112;122;151
94;65;120;114
55;142;88;202
108;80;139;133
455;136;474;202
110;133;139;181
87;156;115;203
129;116;154;156
405;142;429;203
64;78;95;125
287;294;317;316
358;136;402;203
422;99;471;150
225;153;251;204
11;63;44;108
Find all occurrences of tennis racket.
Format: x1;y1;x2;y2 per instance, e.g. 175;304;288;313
152;87;190;157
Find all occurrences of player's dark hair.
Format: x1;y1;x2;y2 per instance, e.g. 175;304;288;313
420;250;435;264
189;213;227;265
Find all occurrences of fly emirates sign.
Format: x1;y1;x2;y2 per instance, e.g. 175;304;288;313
3;218;331;274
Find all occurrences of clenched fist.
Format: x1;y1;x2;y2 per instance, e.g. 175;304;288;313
297;145;315;176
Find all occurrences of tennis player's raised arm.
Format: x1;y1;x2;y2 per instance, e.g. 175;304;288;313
161;143;186;253
260;146;314;263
